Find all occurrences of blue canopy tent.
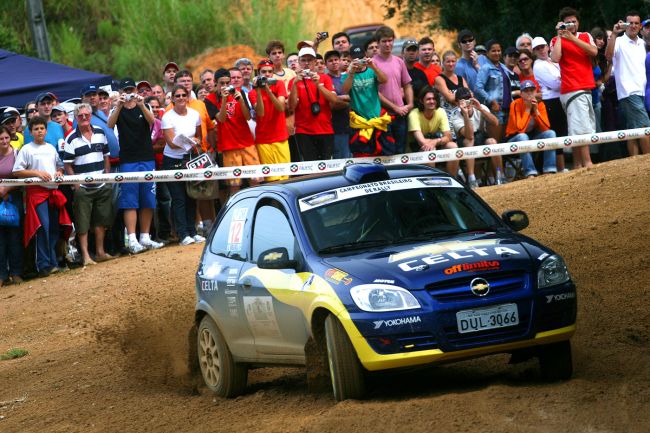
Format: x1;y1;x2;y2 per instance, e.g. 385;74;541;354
0;49;112;109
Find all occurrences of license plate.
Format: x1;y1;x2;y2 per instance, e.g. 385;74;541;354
456;303;519;334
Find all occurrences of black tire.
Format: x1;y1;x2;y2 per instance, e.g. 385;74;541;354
324;314;365;401
197;315;248;397
538;340;573;381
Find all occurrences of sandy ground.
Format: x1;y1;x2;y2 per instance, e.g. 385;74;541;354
1;154;650;433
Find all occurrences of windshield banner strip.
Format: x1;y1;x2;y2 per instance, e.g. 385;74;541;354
298;177;463;212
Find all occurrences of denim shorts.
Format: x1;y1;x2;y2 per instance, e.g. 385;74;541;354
619;95;650;129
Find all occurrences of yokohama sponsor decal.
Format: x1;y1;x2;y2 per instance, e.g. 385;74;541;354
373;315;421;329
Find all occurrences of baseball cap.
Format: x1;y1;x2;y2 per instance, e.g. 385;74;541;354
521;80;536;91
137;80;152;90
80;84;98;96
0;108;19;125
403;39;418;51
350;46;365;59
98;87;110;96
258;59;273;68
504;47;519;57
457;29;474;43
298;47;317;58
532;36;548;49
51;104;66;114
35;92;55;104
475;45;487;54
119;78;137;90
643;19;650;27
163;62;179;73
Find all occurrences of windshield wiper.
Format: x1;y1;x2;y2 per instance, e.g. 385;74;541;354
318;239;390;254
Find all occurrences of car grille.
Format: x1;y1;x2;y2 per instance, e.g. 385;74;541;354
425;270;528;302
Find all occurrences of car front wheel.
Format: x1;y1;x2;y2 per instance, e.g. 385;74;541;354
324;314;365;401
538;340;573;381
198;315;248;397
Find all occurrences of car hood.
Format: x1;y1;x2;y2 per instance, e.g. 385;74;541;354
319;232;550;289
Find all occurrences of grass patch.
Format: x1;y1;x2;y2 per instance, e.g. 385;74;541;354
0;348;29;361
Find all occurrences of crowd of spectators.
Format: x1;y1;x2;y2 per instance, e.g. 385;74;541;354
0;7;649;284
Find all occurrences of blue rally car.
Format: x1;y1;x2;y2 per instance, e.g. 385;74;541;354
193;164;577;401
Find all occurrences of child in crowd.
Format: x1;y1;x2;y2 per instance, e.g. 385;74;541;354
13;116;72;277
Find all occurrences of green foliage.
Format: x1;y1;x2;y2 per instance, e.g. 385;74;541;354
385;0;650;49
4;0;310;82
0;348;29;361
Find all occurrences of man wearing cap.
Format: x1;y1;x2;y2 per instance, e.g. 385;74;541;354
550;6;597;169
23;92;66;155
414;37;442;85
401;39;429;101
162;62;179;94
137;81;153;98
51;104;73;137
289;46;339;161
503;47;522;100
97;88;112;117
107;78;163;254
605;10;650;156
0;108;24;150
505;80;557;177
373;25;414;155
454;29;488;93
79;84;121;169
248;59;291;180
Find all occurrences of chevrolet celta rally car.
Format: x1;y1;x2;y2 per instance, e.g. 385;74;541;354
193;164;577;401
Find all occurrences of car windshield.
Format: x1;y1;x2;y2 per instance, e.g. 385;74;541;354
301;184;502;254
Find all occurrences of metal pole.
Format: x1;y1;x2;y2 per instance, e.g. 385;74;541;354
26;0;51;61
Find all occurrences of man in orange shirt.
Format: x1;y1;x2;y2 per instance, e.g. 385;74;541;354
505;80;557;178
414;37;442;85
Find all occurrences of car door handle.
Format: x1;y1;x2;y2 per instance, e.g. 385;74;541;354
241;278;252;290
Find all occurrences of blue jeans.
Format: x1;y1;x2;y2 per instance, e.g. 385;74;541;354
508;130;557;176
332;133;351;159
163;156;196;240
0;192;24;280
35;199;60;272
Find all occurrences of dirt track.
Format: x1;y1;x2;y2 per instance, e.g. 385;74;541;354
1;155;650;433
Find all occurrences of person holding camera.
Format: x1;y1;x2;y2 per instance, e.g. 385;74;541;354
107;78;163;254
288;46;338;161
605;11;650;156
247;59;290;181
550;6;597;169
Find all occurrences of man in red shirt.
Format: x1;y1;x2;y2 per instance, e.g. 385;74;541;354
414;37;442;85
248;59;290;181
550;6;597;169
288;47;339;161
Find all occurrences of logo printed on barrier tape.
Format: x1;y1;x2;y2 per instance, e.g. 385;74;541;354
345;160;354;165
537;141;545;149
401;155;409;163
233;168;242;177
262;166;270;175
373;158;382;164
290;164;298;173
564;138;572;146
645;128;650;136
54;176;63;183
591;135;599;143
618;132;626;139
144;173;154;181
204;171;213;178
115;175;124;182
510;144;518;152
455;150;464;158
174;172;183;179
85;176;93;182
428;152;436;161
482;147;491;155
318;162;326;170
24;179;33;184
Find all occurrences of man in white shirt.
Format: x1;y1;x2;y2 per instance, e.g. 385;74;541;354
605;10;650;155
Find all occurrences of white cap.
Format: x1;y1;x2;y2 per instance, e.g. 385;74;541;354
298;47;317;58
532;36;548;49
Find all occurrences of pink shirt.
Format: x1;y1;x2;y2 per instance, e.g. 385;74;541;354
372;54;412;112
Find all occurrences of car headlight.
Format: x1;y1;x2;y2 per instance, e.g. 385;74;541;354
537;255;570;289
350;284;421;312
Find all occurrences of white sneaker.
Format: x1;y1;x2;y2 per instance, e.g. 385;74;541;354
193;234;206;243
128;241;146;254
141;238;164;250
180;236;195;246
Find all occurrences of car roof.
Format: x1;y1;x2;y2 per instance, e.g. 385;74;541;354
233;164;451;202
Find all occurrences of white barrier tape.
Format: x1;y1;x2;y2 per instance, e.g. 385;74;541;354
1;127;646;187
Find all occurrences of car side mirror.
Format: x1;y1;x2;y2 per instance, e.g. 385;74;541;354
502;210;529;231
257;247;298;270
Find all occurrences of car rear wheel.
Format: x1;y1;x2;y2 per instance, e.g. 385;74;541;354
198;315;248;397
324;314;365;401
538;340;573;381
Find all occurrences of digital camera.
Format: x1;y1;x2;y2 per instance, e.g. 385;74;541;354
559;22;576;30
225;85;236;94
317;31;329;40
253;76;278;88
